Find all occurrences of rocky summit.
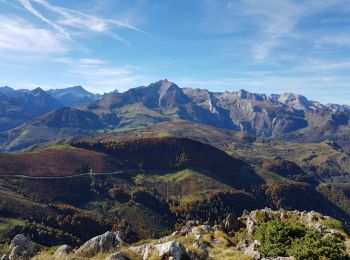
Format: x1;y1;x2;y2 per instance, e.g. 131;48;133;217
1;209;347;259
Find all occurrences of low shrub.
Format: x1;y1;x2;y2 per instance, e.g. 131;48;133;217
256;220;345;259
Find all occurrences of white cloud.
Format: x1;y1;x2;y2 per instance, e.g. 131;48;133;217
201;0;350;60
316;34;350;47
253;41;278;60
18;0;146;43
0;15;66;54
56;58;143;92
55;57;107;65
294;59;350;72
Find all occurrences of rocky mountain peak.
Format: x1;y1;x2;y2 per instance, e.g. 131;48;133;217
0;86;16;95
236;89;266;101
277;92;310;110
56;86;94;96
30;87;47;96
47;86;101;107
70;85;85;91
126;79;189;108
148;79;180;93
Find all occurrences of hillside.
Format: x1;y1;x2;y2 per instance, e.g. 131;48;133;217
1;136;350;252
68;120;350;183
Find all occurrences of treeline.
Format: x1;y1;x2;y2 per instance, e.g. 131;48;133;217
171;190;258;224
71;137;245;172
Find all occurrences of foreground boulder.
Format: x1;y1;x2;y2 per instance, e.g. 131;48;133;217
52;245;74;259
74;231;124;257
131;240;186;260
154;241;186;260
7;234;35;260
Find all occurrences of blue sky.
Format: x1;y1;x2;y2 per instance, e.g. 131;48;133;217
1;0;350;104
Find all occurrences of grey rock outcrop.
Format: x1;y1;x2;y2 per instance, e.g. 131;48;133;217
74;231;124;257
130;244;154;260
154;241;186;260
131;240;186;260
52;245;73;259
244;240;261;259
8;234;35;260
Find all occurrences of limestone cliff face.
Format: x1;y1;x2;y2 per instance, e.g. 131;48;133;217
1;80;350;152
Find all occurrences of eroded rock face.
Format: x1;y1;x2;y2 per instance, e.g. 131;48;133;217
8;234;35;260
154;241;186;260
52;245;73;259
130;240;186;260
130;244;154;260
244;240;261;259
74;231;124;258
190;225;213;239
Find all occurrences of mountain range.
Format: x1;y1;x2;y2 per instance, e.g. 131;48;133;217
0;79;349;152
47;85;101;107
1;80;350;258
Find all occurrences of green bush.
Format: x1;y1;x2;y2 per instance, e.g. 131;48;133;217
256;220;345;259
289;230;345;259
256;220;306;257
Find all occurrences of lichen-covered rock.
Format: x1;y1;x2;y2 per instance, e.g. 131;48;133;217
154;241;186;260
190;225;213;239
246;217;256;236
74;231;124;257
105;251;126;260
130;244;154;260
52;245;73;259
244;240;261;259
179;220;198;235
131;241;187;260
8;234;35;260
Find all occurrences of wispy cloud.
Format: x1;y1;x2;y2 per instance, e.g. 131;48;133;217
316;34;350;47
200;0;350;60
56;58;143;92
18;0;146;43
0;15;66;54
294;59;350;72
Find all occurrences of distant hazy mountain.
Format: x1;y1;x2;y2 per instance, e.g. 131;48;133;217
47;86;101;107
0;86;17;96
0;87;63;132
0;79;349;151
